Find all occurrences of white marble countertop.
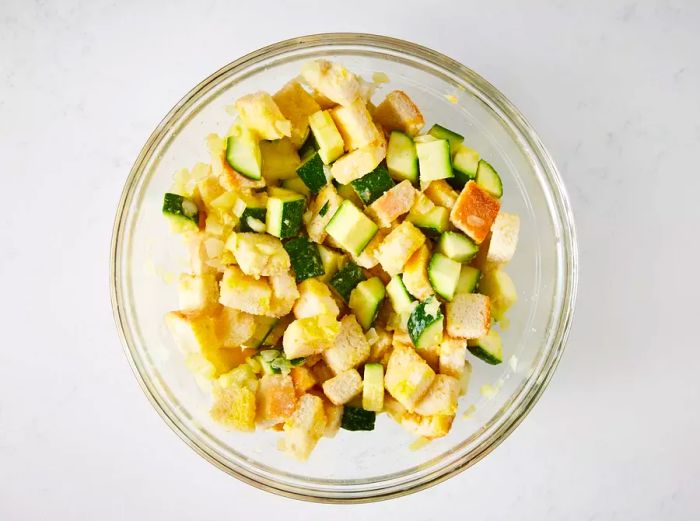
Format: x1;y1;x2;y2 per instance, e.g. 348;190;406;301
2;0;699;519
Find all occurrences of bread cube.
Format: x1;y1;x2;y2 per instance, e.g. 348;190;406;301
282;314;341;359
232;233;290;278
373;90;425;136
439;337;467;378
281;394;327;460
323;400;344;438
214;307;256;348
310;359;335;385
293;279;340;319
415;341;440;372
273;80;321;147
367;326;393;363
352;227;390;269
400;413;454;439
424;180;459;208
402;244;434;300
384;344;436;411
366;180;418;228
256;374;297;425
322;368;363;405
414;374;460;416
486;213;520;264
450;181;501;244
301;60;361;106
330;99;381;150
375;221;426;276
303;184;344;244
291;366;317;396
210;382;257;432
267;271;300;318
330;140;387;184
323;315;371;374
445;293;491;339
177;273;219;312
235;91;291;140
219;266;272;315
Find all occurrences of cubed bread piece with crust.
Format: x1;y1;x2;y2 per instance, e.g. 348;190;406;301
232;233;290;278
178;273;219;312
486;212;520;264
301;60;361;106
219;266;272;315
352;227;390;269
303;184;344;244
214;307;256;348
210;377;257;432
366;180;418;228
322;368;363;405
310;359;335;385
283;314;341;359
256;374;297;425
267;271;300;317
445;293;491;339
414;374;460;416
375;221;426;276
400;412;454;439
439;337;467;378
330;139;387;184
293;279;340;319
415;341;440;372
291;366;317;396
424;180;459;208
235;91;291;140
281;394;327;461
330;99;381;150
373;90;425;136
367;326;393;363
322;400;344;438
323;315;371;374
385;344;436;411
450;181;501;244
402;244;434;300
273;80;321;148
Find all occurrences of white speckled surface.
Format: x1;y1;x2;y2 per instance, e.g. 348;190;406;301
1;0;699;519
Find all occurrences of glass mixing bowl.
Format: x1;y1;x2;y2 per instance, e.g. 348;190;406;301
110;33;577;502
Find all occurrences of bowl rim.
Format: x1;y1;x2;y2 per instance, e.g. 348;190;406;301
110;32;578;503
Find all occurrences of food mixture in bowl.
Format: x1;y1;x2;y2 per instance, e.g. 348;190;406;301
162;60;520;461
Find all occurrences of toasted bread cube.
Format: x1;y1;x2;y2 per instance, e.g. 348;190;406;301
166;311;242;377
293;279;340;319
352;227;390;269
281;394;327;460
330;99;381;150
232;233;290;278
219;266;272;315
303;184;344;244
322;368;363;405
291;366;317;396
367;326;393;363
301;60;361;106
400;413;454;439
486;213;520;264
366;180;418;228
187;235;217;276
323;315;370;374
402;244;434;300
415;341;440;372
414;374;460;416
283;314;341;359
385;344;436;411
214;307;256;348
445;293;491;339
235;91;291;140
424;180;459;208
450;181;501;244
177;273;219;312
256;374;297;425
373;90;425;136
310;359;335;385
273;80;321;148
323;400;344;438
375;221;426;276
439;337;467;378
383;394;408;423
211;381;258;432
268;271;300;318
330;140;387;185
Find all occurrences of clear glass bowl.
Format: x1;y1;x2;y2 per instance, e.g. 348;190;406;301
110;33;577;502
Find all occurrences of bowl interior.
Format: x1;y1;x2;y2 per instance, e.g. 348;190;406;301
112;36;574;500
